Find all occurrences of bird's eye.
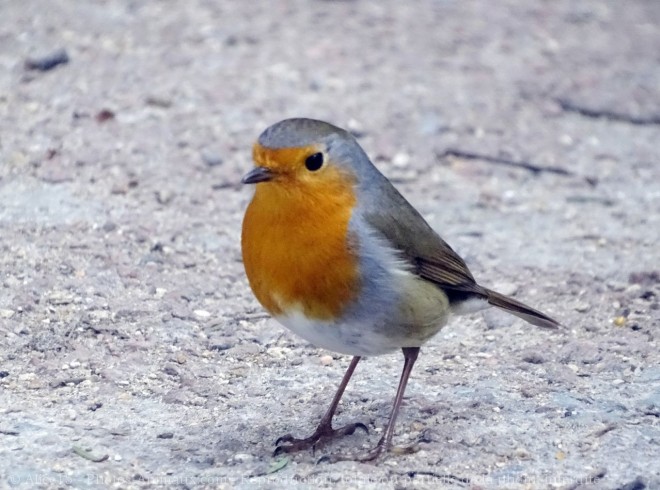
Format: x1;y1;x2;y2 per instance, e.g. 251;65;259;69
305;152;324;171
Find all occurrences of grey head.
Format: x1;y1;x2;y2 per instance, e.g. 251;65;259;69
258;118;349;149
257;118;379;183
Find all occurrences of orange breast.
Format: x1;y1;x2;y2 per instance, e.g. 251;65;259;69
241;157;360;321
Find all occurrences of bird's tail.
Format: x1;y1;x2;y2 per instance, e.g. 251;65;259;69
484;288;560;329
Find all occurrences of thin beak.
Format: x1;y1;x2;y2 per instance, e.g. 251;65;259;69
241;167;274;184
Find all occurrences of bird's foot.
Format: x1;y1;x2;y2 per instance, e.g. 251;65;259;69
317;440;419;464
273;422;369;456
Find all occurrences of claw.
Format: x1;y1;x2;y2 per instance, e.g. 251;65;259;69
316;454;333;465
391;443;419;455
272;421;369;457
274;434;294;446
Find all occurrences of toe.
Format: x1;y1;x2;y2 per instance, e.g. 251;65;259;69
274;434;294;446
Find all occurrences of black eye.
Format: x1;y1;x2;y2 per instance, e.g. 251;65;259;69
305;152;324;171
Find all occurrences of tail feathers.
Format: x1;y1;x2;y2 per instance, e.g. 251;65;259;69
485;288;560;329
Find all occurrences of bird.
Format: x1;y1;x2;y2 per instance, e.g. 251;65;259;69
240;118;559;462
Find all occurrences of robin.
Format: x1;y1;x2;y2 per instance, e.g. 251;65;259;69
241;118;559;462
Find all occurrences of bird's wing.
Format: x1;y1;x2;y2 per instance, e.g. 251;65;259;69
360;176;485;299
359;174;559;329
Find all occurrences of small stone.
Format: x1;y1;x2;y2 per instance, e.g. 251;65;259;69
392;152;411;168
319;355;334;366
88;402;103;411
96;109;115;123
155;189;175;205
613;316;627;327
145;95;172;108
163;365;179;377
0;309;15;319
209;342;232;351
574;301;591;313
157;432;174;439
347;118;366;137
113;454;122;461
522;351;546;364
233;453;253;463
25;48;69;71
493;282;518;297
515;448;530;459
47;291;75;305
194;309;211;319
201;148;224;167
69;361;80;368
176;353;186;364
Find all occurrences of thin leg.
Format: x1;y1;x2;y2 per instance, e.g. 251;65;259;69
320;347;421;463
274;356;368;456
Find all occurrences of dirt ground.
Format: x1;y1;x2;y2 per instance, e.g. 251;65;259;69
1;1;659;489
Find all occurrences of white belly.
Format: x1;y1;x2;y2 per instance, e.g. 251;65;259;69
275;271;451;356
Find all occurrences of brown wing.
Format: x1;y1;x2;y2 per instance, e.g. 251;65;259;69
362;177;559;329
361;181;486;299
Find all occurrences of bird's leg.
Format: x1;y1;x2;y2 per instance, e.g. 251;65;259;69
273;356;368;456
320;347;421;463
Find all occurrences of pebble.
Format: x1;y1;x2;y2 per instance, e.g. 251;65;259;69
47;291;75;305
0;309;15;319
155;189;175;205
319;355;334;366
233;453;253;463
613;316;627;327
493;281;518;297
24;48;69;71
194;309;211;319
201;148;224;167
102;221;117;232
574;301;591;312
522;351;546;364
392;152;411;168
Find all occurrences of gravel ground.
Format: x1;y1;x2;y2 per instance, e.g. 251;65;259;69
1;1;659;489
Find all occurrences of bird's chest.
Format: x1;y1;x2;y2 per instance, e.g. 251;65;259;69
241;188;359;321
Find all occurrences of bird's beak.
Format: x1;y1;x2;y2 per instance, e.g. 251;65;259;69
241;167;274;184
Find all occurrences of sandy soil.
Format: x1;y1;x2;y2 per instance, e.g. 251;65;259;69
1;1;659;489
